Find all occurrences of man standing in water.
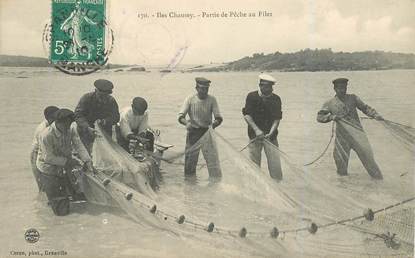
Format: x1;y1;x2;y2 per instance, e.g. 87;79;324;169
30;106;59;191
242;74;283;180
75;79;120;153
37;109;94;216
178;77;223;177
317;78;384;179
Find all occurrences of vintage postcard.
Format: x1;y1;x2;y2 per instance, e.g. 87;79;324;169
0;0;414;257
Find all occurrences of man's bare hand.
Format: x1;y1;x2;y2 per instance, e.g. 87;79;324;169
87;127;100;137
65;158;81;170
186;122;199;130
85;161;95;173
330;115;340;121
374;114;384;121
212;120;221;129
255;129;264;139
264;133;273;139
97;119;108;127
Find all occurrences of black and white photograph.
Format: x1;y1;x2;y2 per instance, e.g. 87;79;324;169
0;0;414;257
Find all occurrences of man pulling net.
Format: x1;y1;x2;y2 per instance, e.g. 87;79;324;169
37;109;94;216
242;74;283;180
74;79;120;154
178;77;223;178
317;78;384;179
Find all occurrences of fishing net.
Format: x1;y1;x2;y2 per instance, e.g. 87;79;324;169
162;128;298;213
378;119;415;153
356;206;414;251
76;118;414;257
158;124;414;257
91;123;158;198
163;127;395;218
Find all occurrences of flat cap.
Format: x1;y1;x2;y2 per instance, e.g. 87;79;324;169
132;97;148;111
55;108;75;122
259;73;276;83
44;106;59;119
332;78;349;84
195;77;211;87
94;79;114;93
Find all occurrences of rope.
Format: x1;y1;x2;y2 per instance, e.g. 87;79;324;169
301;116;400;167
239;136;260;152
240;121;335;167
238;123;335;167
361;117;414;130
90;170;415;240
303;122;335;166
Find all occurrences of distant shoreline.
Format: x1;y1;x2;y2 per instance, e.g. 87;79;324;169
1;66;414;74
182;66;415;73
185;49;415;72
2;48;415;73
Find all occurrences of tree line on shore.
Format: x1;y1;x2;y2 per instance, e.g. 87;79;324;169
200;49;415;72
2;48;415;72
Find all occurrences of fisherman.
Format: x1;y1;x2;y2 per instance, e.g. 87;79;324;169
242;73;283;180
37;109;94;216
178;77;223;177
117;97;155;152
74;79;120;153
317;78;384;179
30;106;59;191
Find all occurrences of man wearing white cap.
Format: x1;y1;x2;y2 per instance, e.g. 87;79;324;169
242;74;283;180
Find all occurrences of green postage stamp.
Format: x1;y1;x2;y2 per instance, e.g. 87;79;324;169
50;0;110;74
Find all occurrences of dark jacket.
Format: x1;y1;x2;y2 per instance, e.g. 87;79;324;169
74;92;120;134
242;91;282;140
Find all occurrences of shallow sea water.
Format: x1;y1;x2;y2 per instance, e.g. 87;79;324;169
0;67;414;257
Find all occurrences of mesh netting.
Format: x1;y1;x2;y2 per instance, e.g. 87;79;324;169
164;128;299;212
356;207;414;248
79;119;414;257
378;119;415;153
159;122;414;256
91;124;159;198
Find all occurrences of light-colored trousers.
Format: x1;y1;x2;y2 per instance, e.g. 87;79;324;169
185;128;222;177
248;137;283;180
334;121;383;179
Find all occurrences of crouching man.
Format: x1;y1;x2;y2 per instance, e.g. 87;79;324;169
37;109;94;216
117;97;155;153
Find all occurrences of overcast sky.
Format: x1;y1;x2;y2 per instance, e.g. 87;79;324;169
0;0;414;65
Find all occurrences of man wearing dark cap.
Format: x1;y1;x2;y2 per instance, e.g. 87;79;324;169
118;97;155;152
178;77;223;177
74;79;120;153
30;106;59;191
317;78;384;179
242;74;283;180
37;108;94;216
